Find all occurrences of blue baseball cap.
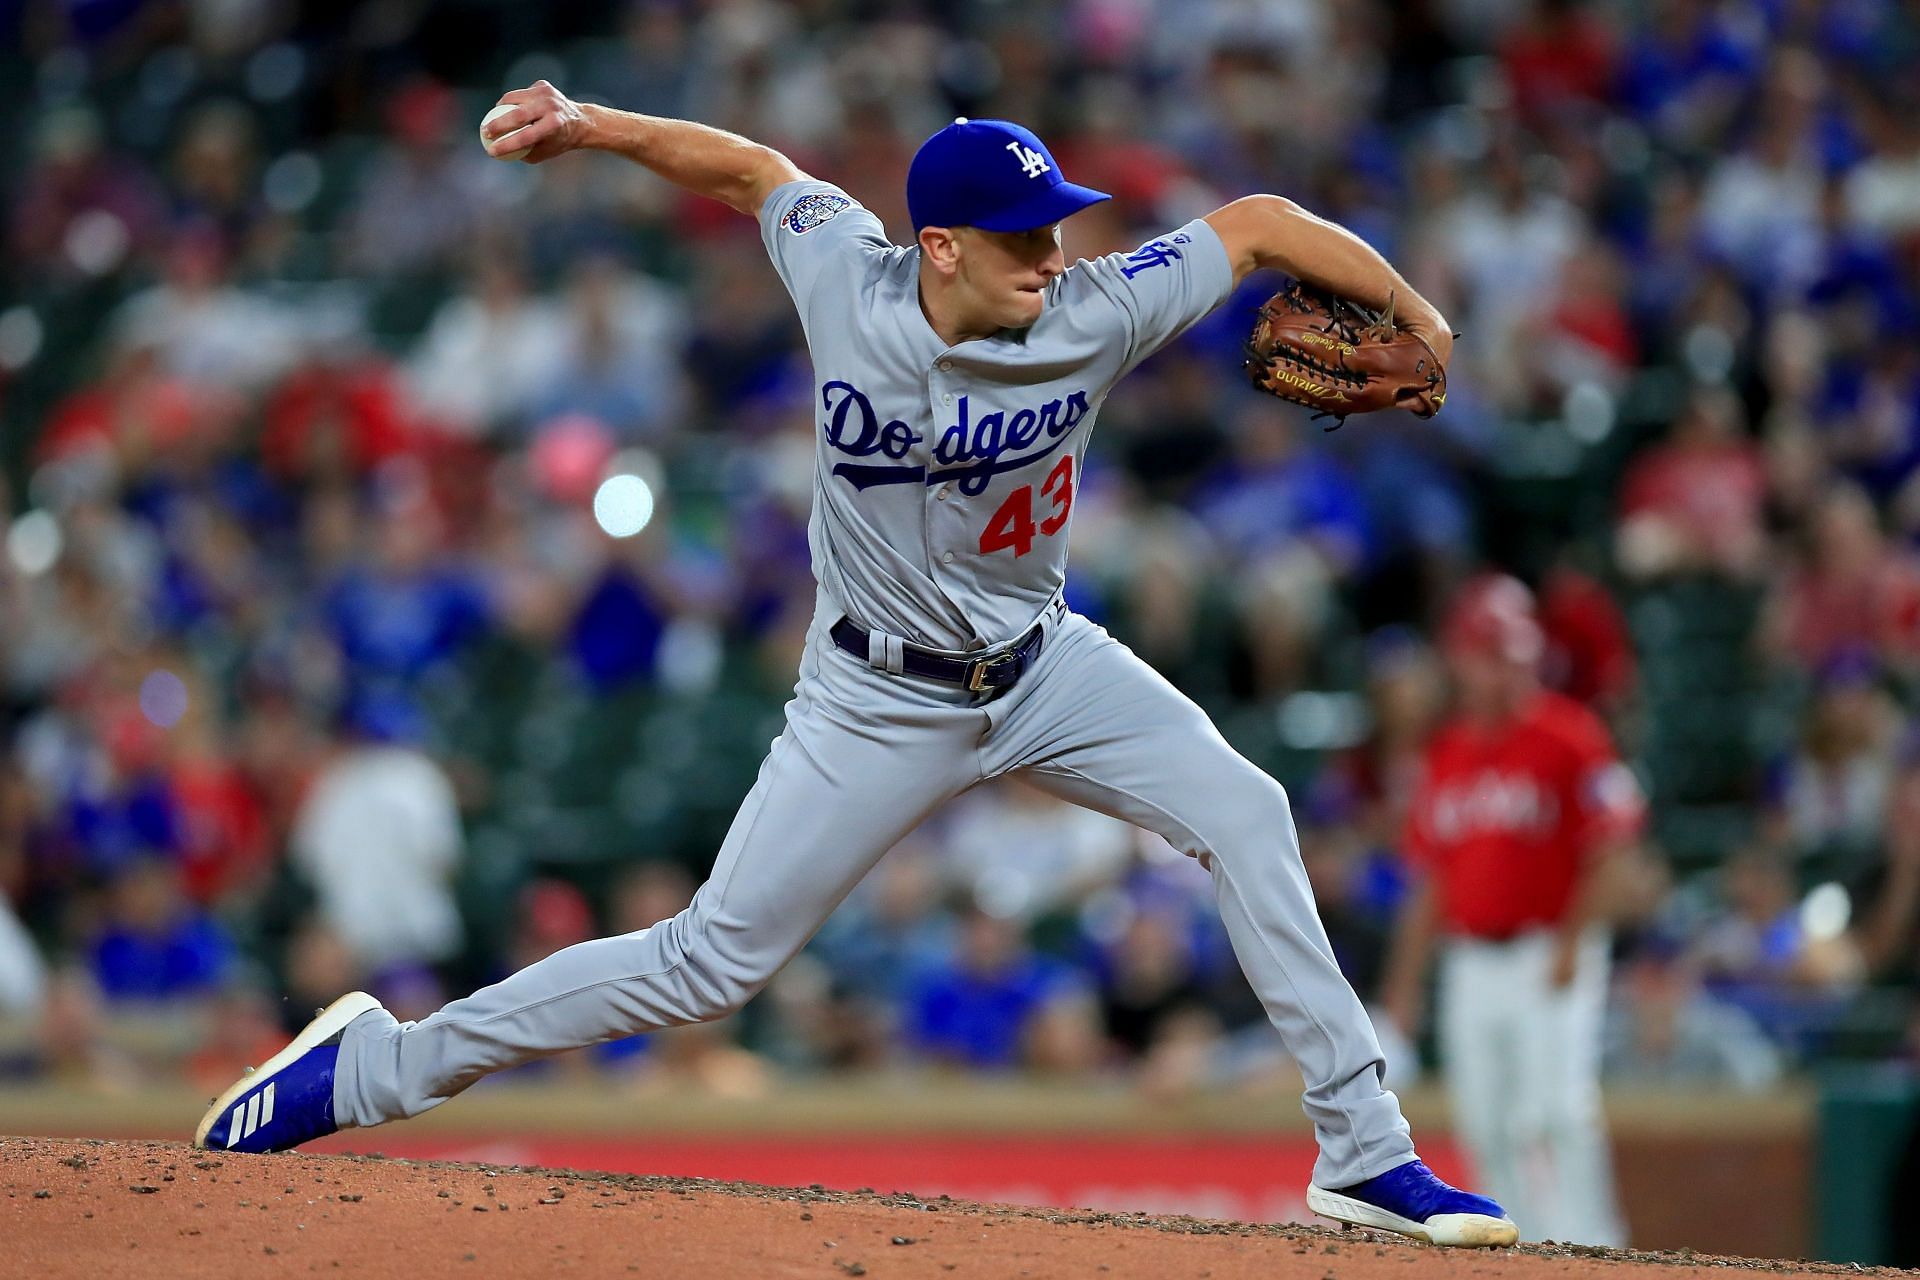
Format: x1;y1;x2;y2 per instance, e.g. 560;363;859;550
907;118;1111;233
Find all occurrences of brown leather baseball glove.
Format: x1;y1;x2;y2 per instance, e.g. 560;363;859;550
1244;283;1447;427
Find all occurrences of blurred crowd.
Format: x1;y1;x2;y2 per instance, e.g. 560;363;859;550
2;0;1919;1099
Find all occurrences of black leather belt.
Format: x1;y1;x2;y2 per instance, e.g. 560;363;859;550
830;616;1046;695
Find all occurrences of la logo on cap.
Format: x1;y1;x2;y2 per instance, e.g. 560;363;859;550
1006;141;1050;178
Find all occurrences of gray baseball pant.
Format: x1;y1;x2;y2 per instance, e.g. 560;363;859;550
333;595;1416;1189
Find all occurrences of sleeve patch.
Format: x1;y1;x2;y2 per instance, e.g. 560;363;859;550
783;193;853;235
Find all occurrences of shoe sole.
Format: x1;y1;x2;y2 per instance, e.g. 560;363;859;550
1306;1184;1519;1248
192;991;383;1150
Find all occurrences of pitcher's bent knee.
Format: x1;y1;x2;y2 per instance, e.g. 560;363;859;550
666;926;772;1022
1196;771;1297;865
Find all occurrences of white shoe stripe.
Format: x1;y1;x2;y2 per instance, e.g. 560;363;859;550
225;1105;242;1148
261;1081;275;1127
242;1091;262;1139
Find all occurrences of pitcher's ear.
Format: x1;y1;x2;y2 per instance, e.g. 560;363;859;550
918;225;963;274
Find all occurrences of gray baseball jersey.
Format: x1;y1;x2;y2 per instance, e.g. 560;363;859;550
759;179;1232;650
326;177;1420;1195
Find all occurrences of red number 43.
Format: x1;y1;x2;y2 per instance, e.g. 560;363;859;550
978;455;1075;558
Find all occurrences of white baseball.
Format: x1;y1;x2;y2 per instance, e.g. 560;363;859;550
481;103;533;162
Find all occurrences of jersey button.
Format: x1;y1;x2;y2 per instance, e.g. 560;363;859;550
941;552;955;564
942;393;953;406
936;485;951;500
938;360;953;372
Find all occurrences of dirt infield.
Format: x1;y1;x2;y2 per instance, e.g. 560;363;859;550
0;1137;1899;1280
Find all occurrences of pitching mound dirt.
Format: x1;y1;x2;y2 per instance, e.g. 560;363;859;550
0;1137;1899;1279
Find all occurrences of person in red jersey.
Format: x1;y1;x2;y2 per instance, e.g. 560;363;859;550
1382;573;1647;1246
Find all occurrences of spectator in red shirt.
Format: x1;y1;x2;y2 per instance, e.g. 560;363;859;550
1497;0;1618;124
1537;560;1637;714
260;342;418;484
1768;482;1920;672
1383;574;1647;1246
164;686;270;908
34;344;213;469
1616;387;1767;581
1544;244;1639;378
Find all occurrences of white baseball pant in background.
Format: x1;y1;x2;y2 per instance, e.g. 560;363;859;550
1438;929;1625;1244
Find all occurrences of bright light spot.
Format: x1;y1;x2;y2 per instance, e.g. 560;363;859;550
139;46;195;106
1684;324;1735;385
246;43;306;103
1276;691;1369;750
1564;381;1616;444
975;868;1032;921
593;473;655;538
64;209;130;276
658;618;723;693
0;307;43;372
1800;882;1851;942
7;510;62;575
1078;887;1133;946
262;151;322;214
139;670;190;729
1599;118;1650;173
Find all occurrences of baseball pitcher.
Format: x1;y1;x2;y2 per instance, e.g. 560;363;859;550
195;81;1514;1248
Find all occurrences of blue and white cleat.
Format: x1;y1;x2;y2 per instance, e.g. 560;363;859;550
1307;1158;1519;1248
192;991;383;1154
